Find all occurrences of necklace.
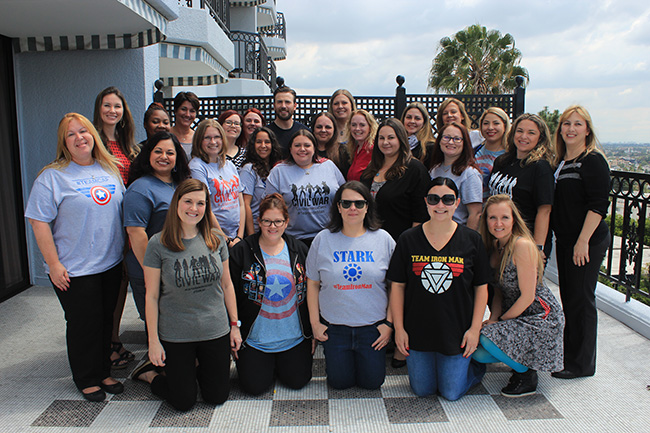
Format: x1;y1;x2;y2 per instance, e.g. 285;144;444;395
496;240;505;254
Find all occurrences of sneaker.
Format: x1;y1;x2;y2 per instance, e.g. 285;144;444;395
501;370;537;397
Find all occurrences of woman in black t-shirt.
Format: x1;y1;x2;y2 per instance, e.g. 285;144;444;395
551;105;610;380
388;177;491;401
488;114;555;259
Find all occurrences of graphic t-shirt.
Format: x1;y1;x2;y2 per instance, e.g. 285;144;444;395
143;232;230;343
306;229;396;326
190;157;242;238
25;161;125;277
247;243;303;352
475;146;505;201
239;163;267;233
488;158;554;235
387;224;491;355
267;160;345;239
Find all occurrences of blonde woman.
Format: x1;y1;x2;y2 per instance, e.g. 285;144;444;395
475;107;510;201
328;89;356;145
346;109;378;181
25;113;125;401
551;105;610;379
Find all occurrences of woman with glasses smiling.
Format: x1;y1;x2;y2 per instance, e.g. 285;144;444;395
218;110;247;169
425;122;482;230
229;193;313;395
388;177;490;400
307;181;396;390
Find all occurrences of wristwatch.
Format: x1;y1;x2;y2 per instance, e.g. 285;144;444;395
230;320;241;328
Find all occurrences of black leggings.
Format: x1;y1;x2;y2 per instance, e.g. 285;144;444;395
151;334;231;411
235;338;312;395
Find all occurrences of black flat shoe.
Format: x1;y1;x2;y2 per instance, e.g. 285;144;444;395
82;389;106;402
551;369;592;379
391;358;407;368
100;381;124;394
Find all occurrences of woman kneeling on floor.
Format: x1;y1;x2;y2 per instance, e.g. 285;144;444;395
474;194;564;397
132;179;242;411
229;193;313;395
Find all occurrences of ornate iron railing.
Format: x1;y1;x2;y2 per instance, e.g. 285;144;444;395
229;31;273;88
259;11;286;40
182;0;230;34
603;170;650;301
160;75;526;128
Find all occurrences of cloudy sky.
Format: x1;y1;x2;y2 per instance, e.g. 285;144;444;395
275;0;650;143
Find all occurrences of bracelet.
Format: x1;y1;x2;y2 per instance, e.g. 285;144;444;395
230;320;241;328
380;319;394;329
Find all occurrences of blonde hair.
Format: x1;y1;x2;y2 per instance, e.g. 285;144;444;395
554;104;604;166
345;109;378;157
479;107;510;151
505;113;554;166
191;119;228;167
479;194;544;281
401;102;435;161
41;113;121;181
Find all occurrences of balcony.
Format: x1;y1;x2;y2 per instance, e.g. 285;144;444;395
260;11;286;60
229;30;277;90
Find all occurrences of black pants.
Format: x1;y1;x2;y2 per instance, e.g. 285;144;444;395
151;334;231;411
52;262;122;390
555;233;610;376
235;338;312;395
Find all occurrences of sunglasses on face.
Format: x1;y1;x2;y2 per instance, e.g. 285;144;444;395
426;194;456;206
339;199;367;209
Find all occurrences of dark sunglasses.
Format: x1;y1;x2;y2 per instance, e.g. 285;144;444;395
339;199;367;209
426;194;456;206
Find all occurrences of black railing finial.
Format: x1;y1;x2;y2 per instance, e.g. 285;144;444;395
153;79;164;104
395;75;406;119
396;75;405;87
276;76;285;88
514;75;526;118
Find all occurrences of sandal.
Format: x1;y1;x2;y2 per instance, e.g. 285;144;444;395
112;342;135;361
110;342;134;369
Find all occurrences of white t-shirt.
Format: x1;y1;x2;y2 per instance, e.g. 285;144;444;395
190;157;242;239
306;229;396;326
25;161;125;276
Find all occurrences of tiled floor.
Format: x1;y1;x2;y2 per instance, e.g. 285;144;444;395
1;283;649;432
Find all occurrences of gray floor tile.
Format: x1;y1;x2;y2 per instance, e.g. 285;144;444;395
328;385;382;399
228;378;275;400
269;399;329;426
383;396;448;424
312;357;326;377
31;399;107;427
111;379;162;401
492;393;564;420
149;401;215;427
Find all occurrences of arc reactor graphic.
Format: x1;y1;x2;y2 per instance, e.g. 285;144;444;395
343;263;362;282
420;262;453;294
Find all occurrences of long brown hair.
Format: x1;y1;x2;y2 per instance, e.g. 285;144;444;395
362;118;411;181
503;113;554;167
425;122;477;175
160;179;222;252
401;102;435;160
191;119;228;166
479;194;543;281
553;104;605;166
312;112;348;167
93;86;138;160
435;98;472;132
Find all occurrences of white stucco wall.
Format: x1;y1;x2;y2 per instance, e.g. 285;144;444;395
14;46;159;285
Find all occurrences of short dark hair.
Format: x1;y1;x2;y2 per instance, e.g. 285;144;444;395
427;176;459;197
173;91;200;112
273;86;297;102
128;131;190;185
327;181;381;232
258;192;289;224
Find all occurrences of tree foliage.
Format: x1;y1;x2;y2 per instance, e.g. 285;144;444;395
538;106;561;134
428;24;529;94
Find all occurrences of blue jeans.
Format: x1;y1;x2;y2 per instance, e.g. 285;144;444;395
406;349;486;400
321;324;386;389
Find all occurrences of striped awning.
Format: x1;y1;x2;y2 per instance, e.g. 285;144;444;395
230;0;266;7
159;43;229;87
12;0;167;53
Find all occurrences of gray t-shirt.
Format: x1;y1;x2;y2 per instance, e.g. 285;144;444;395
144;232;230;343
189;157;242;239
429;165;482;225
306;229;396;326
239;162;267;233
25;161;125;276
266;160;345;239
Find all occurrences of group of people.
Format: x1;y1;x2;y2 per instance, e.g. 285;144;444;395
25;84;610;410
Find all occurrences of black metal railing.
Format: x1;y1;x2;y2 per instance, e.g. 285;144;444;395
229;31;274;89
603;171;650;301
160;75;526;129
259;11;286;40
182;0;230;34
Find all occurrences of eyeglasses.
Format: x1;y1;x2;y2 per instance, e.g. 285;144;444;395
260;219;286;227
339;200;367;209
224;120;241;127
426;194;456;206
441;135;463;144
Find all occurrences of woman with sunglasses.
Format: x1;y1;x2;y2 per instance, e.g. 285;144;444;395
267;130;345;247
388;177;490;400
229;193;313;395
425;123;482;230
307;181;396;390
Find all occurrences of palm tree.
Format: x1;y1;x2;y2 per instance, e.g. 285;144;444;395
428;24;529;94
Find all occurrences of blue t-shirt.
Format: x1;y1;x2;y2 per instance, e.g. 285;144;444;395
239;163;267;233
247;243;303;352
25;161;125;277
123;175;176;279
190;157;242;239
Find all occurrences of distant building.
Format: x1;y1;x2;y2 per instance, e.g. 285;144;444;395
0;0;287;298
